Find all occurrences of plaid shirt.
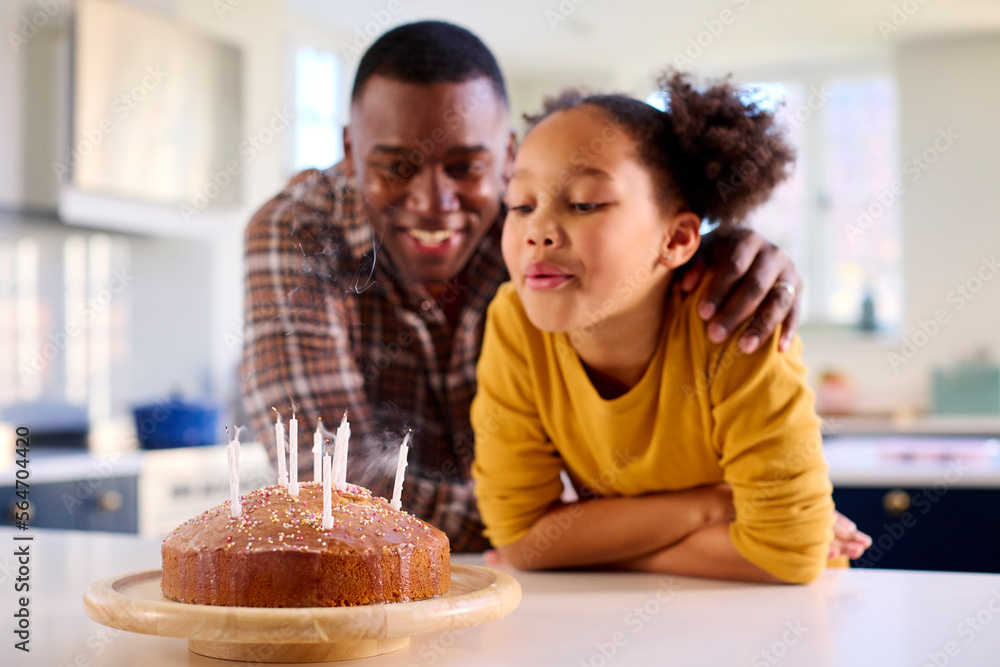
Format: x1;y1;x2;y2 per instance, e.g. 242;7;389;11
241;162;508;552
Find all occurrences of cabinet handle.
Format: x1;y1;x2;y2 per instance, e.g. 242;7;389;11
882;489;911;517
96;490;123;513
7;501;31;522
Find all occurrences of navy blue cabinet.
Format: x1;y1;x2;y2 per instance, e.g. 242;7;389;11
833;486;1000;573
0;475;138;533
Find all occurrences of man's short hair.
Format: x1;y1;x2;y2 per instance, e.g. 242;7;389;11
351;20;507;106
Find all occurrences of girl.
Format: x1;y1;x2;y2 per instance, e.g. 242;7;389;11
471;71;869;583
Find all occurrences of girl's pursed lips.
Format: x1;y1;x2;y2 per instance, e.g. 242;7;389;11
524;261;573;278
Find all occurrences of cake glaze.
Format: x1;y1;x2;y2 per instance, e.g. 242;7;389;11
161;482;450;607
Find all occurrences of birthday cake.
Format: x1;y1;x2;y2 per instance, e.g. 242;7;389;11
160;482;451;607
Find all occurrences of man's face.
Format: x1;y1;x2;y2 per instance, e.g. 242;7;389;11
345;75;513;286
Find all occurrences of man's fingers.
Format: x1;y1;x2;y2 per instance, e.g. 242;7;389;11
707;251;783;345
698;232;761;325
737;281;797;354
778;278;803;352
680;253;707;294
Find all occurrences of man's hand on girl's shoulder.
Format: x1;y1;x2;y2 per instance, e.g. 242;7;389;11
677;227;803;355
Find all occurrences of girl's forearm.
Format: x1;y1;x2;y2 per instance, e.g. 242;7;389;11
497;487;729;570
616;523;783;583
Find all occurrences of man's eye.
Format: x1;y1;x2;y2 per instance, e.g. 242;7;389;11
571;203;606;213
377;161;411;178
446;161;486;179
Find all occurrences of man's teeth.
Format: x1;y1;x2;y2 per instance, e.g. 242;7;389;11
407;228;456;246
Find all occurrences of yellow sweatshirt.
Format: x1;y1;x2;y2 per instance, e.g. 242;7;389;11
471;281;837;584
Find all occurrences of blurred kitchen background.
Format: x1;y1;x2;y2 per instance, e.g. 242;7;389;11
1;0;998;571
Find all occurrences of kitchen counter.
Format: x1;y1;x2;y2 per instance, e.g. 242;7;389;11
3;528;1000;666
825;435;1000;487
823;415;1000;437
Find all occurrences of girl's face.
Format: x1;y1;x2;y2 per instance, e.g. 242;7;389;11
502;105;696;336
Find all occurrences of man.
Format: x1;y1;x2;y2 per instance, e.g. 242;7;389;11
241;21;824;553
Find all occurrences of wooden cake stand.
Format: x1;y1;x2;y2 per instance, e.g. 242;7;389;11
84;564;521;663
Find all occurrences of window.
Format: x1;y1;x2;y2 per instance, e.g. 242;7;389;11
293;47;344;172
0;229;130;424
819;77;902;328
647;75;902;330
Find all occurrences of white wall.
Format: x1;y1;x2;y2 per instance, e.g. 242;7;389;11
0;2;25;209
896;34;1000;400
801;33;1000;414
0;0;64;211
506;70;621;137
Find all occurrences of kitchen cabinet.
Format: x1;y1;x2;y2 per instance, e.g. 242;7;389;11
832;486;1000;573
0;442;271;536
826;436;1000;573
0;474;137;533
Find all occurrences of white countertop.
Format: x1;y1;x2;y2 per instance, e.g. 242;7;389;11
825;436;1000;487
3;528;1000;666
823;415;1000;437
0;448;144;485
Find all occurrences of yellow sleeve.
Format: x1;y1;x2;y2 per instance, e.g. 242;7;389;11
471;285;564;548
709;330;834;584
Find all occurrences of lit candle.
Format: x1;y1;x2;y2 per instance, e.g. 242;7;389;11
273;407;287;486
333;411;350;491
389;430;411;511
288;413;299;497
313;418;323;483
322;454;333;530
226;426;242;518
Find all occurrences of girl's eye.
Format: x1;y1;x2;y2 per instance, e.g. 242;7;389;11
508;204;535;215
571;203;606;213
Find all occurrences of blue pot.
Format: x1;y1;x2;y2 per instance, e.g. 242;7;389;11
132;399;221;449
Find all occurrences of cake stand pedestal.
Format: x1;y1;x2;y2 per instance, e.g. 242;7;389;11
187;637;410;662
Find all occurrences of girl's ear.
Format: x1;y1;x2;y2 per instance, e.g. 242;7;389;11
659;211;702;268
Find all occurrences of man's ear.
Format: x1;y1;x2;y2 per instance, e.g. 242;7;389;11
503;128;517;184
342;125;355;177
660;212;702;268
